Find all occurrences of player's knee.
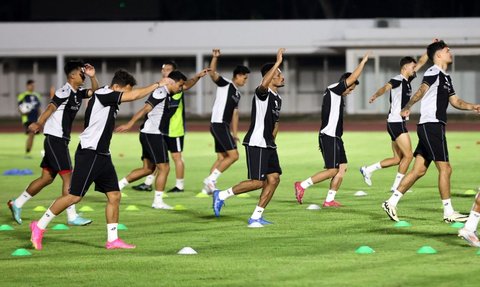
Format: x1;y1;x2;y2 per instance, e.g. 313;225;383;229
268;175;280;187
107;192;121;203
230;152;239;162
68;194;82;205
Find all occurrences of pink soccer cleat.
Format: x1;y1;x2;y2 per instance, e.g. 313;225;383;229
322;200;342;208
30;221;46;250
105;238;136;249
294;182;305;204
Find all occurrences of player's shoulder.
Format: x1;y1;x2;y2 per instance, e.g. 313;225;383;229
94;86;114;95
424;65;441;77
56;83;72;98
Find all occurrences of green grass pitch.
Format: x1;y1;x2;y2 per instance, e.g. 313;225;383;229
1;131;480;286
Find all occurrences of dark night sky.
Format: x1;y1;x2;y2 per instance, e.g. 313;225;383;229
1;0;480;21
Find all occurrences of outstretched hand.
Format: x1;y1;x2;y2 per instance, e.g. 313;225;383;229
276;48;286;64
83;63;96;77
115;123;132;133
28;122;42;134
368;95;376;104
212;49;221;57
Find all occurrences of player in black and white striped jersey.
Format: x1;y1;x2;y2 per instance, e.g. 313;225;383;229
382;40;480;224
361;52;428;192
212;48;285;228
294;53;370;207
30;70;173;250
202;48;250;194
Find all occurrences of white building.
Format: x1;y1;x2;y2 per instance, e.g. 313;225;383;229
1;18;479;118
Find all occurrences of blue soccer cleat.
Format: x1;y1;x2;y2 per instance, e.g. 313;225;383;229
7;199;22;225
212;190;224;217
248;217;273;226
68;216;93;226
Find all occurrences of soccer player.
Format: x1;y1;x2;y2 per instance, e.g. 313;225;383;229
201;48;250;194
458;193;480;247
17;79;42;158
382;40;480;223
117;71;187;210
29;70;171;250
8;61;98;226
131;61;209;193
360;53;428;191
294;53;370;207
212;48;285;228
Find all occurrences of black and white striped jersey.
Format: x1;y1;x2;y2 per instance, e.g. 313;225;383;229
243;87;282;149
419;65;456;124
320;80;348;138
43;82;89;140
387;74;413;123
79;86;123;155
210;76;240;124
140;86;171;135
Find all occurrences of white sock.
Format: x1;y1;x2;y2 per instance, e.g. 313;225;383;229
387;190;404;207
250;206;264;220
118;178;129;190
14;190;32;208
208;169;222;181
442;198;454;217
300;177;314;190
391;173;405;191
366;162;382;174
37;208;56;229
219;188;235;201
107;223;118;242
465;211;480;232
154;191;164;204
144;174;155;185
66;204;78;221
325;190;337;202
176;178;184;189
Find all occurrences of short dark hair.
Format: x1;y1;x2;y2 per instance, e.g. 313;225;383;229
64;60;84;76
427;40;448;61
233;65;250;77
111;69;137;87
399;56;417;69
168;70;187;82
162;60;178;70
339;72;359;86
26;79;35;85
261;63;276;77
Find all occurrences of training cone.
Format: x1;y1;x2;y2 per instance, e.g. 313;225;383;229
125;205;139;211
450;222;465;229
417;246;437;254
306;204;321;210
121;192;128;198
464;189;476;195
355;246;375;254
117;223;128;230
0;224;14;231
195;192;209;198
79;206;94;212
173;204;187;211
394;221;412;227
177;247;197;255
237;193;250;198
11;248;32;257
52;224;69;230
33;206;47;212
354;191;367;197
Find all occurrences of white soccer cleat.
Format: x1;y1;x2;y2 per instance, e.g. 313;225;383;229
458;228;480;247
444;211;469;223
360;166;372;186
203;178;217;195
382;201;399;222
151;202;173;210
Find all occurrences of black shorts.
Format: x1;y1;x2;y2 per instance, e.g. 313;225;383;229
40;135;72;175
210;123;237;153
69;147;119;197
245;146;282;180
140;132;169;164
387;121;408;141
319;134;347;169
166;136;184;153
414;123;449;163
24;121;34;134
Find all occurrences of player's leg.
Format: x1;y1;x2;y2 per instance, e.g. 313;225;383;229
152;162;172;209
459;193;480;247
389;133;413;192
26;131;35;155
118;158;155;190
323;163;347;207
169;151;185;191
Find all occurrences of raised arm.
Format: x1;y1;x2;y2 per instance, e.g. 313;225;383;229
184;68;209;91
400;83;430;117
115;103;153;132
28;103;57;133
84;64;99;94
260;48;286;91
121;78;174;103
449;95;480;113
209;48;221;82
346;52;370;87
414;53;429;73
369;82;392;103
